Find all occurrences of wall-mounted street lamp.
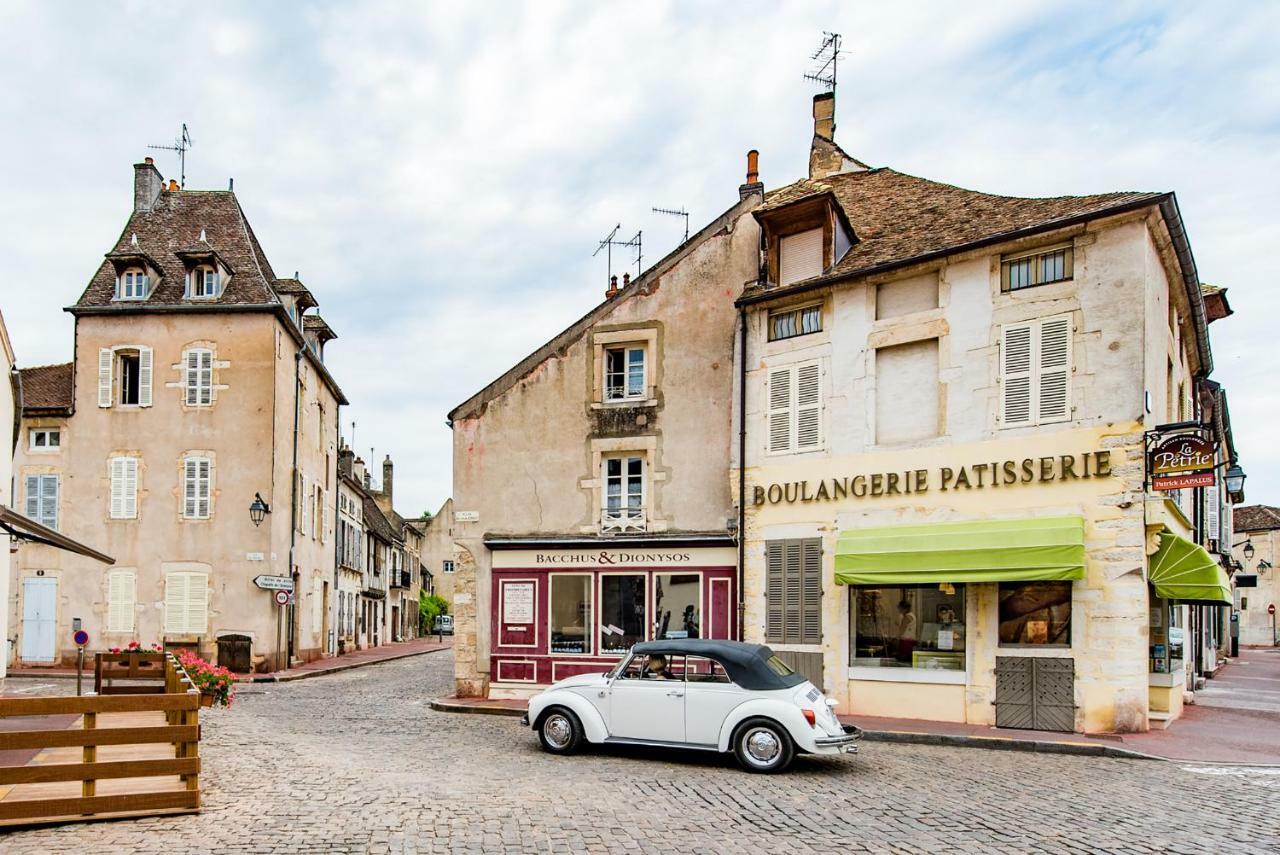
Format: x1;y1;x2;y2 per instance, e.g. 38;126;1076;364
1243;541;1256;561
250;493;271;527
1259;559;1272;575
1225;465;1247;498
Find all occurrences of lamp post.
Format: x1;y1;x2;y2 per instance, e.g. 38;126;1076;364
1243;541;1256;562
1225;465;1247;497
250;493;271;527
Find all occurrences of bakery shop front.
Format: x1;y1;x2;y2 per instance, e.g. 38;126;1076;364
485;537;736;691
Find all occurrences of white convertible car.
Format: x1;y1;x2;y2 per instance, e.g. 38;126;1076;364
521;639;861;773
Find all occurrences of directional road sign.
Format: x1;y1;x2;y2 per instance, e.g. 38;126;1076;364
254;575;294;591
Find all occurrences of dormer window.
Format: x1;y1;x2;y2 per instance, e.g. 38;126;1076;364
118;267;149;300
779;228;824;287
189;265;220;299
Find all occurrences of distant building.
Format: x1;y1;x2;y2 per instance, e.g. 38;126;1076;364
413;498;457;607
1232;505;1280;646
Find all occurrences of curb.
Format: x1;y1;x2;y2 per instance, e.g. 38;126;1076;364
3;671;80;680
429;698;526;717
250;644;452;683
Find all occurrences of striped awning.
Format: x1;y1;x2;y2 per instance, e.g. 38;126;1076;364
1148;531;1232;605
834;516;1086;585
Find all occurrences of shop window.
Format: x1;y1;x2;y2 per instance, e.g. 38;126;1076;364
998;581;1072;646
765;539;822;645
549;574;592;654
653;573;700;639
850;584;966;669
600;574;646;653
604;345;646;401
768;304;822;341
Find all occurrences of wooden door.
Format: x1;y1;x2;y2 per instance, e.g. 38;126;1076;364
21;577;57;662
995;656;1075;732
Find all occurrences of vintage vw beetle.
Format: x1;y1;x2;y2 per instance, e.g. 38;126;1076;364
521;639;860;773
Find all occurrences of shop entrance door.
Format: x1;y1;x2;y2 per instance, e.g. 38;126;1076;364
994;656;1075;732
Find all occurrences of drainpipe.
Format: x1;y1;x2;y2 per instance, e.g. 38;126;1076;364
331;405;341;655
287;349;302;668
736;307;748;641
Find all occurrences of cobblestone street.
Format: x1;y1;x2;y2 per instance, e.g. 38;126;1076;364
4;652;1278;854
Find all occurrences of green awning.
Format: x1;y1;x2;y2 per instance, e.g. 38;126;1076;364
1148;531;1232;605
834;516;1086;585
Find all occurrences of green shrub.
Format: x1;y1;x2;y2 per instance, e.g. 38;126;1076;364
420;592;449;633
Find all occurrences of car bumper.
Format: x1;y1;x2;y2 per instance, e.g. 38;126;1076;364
520;713;530;727
813;724;862;754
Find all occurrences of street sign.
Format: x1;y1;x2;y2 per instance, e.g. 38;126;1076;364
254;575;294;591
73;629;89;647
1269;603;1275;616
274;589;291;606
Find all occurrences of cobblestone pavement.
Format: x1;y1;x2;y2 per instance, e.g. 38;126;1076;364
4;651;1278;854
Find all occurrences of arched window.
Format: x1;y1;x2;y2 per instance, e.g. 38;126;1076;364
118;267;149;300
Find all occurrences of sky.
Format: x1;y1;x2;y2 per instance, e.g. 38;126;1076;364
1;1;1278;516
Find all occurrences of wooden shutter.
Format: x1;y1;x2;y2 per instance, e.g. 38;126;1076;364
782;540;803;643
801;538;823;644
1205;486;1220;547
779;228;824;286
301;476;311;536
796;362;822;450
107;570;136;633
165;572;188;632
767;367;792;453
183;459;197;518
25;475;40;519
183;458;210;519
322;488;331;544
41;476;58;529
197;459;210;517
1000;323;1033;425
98;348;113;408
187;573;208;634
765;541;784;642
137;346;153;407
110;458;126;518
1037;316;1072;423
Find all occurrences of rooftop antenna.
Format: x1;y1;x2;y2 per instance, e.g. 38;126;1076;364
594;225;644;284
593;223;621;285
652;206;690;243
148;122;193;188
804;32;844;95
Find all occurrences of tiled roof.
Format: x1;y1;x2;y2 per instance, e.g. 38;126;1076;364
18;363;74;413
303;314;337;340
274;277;318;308
1234;505;1280;533
73;190;280;309
362;494;404;544
745;168;1164;300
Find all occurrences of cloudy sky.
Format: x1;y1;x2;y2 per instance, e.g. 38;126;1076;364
2;1;1277;515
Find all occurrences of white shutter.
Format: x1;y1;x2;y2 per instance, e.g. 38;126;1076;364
165;572;189;632
1206;486;1221;547
767;367;793;452
1037;316;1072;423
124;458;138;518
197;459;211;518
1000;323;1033;425
41;476;58;530
301;476;311;536
137;346;153;407
779;228;824;286
110;458;125;518
107;570;136;633
184;459;197;518
322;489;331;544
25;475;40;519
98;348;114;408
796;362;822;450
200;350;213;404
187;573;208;634
185;350;199;405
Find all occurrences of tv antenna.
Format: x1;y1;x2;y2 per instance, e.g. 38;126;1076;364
804;32;844;95
148;123;193;188
593;226;644;283
652;206;689;243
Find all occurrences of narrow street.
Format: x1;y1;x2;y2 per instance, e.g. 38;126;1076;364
3;650;1277;854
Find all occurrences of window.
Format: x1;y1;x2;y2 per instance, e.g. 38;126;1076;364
99;346;153;408
118;267;149;300
443;560;455;574
184;348;214;406
685;656;731;683
600;574;646;653
767;361;822;453
109;456;139;519
1000;315;1071;426
182;456;212;519
164;571;209;634
549;574;592;654
779;228;823;286
29;428;60;450
875;339;940;443
998;582;1071;646
653;573;700;639
1001;244;1073;292
850;584;966;669
765;538;822;645
768;304;822;341
602;456;645;532
616;652;686;680
107;569;136;633
604;346;646;401
24;474;59;530
189;265;219;298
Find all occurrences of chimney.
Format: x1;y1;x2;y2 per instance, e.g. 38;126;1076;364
168;178;179;191
622;272;631;288
133;157;164;213
382;454;394;504
352;456;367;487
738;149;764;200
605;275;619;299
338;445;354;478
813;92;835;141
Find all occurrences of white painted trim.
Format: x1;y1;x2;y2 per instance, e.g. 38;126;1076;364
499;576;540;650
652;570;702;641
496;659;538;683
551;659;613;683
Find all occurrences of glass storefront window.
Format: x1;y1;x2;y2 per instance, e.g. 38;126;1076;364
998;581;1072;646
654;573;701;639
600;574;646;653
850;584;966;670
549;574;592;654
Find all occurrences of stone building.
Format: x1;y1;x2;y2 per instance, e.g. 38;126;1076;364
1232;505;1280;646
414;498;458;606
736;92;1235;733
9;158;346;670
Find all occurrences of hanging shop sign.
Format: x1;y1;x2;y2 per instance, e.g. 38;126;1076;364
1147;432;1216;491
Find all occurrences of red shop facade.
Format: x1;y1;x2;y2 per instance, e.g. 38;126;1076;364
486;537;737;690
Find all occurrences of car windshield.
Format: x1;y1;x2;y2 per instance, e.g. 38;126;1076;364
765;655;795;677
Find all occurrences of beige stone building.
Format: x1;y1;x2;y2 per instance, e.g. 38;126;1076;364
1232;505;1280;646
9;158;346;670
415;498;458;606
737;92;1236;733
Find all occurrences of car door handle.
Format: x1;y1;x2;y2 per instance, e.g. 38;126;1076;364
666;690;684;698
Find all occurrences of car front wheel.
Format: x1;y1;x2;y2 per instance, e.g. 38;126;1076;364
733;718;795;773
537;707;584;755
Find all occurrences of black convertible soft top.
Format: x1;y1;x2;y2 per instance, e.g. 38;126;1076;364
630;639;808;691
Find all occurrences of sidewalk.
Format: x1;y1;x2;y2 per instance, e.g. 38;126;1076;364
432;647;1280;764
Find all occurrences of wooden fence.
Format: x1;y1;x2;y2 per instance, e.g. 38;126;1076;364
0;653;201;827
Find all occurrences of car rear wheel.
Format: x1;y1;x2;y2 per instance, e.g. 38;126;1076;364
537;707;584;755
733;718;794;773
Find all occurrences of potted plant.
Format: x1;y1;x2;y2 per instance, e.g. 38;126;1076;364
175;650;236;708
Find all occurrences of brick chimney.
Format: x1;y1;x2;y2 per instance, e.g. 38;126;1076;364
382;454;394;504
605;275;619;299
134;157;164;213
353;456;367;487
738;149;764;200
338;445;354;478
813;92;835;141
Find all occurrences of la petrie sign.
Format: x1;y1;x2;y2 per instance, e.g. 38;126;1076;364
1148;433;1216;491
